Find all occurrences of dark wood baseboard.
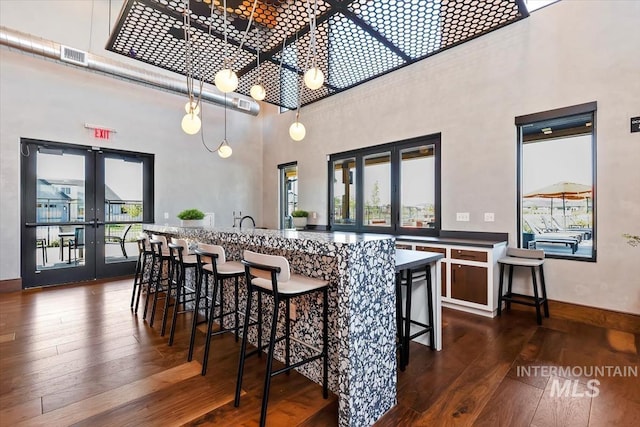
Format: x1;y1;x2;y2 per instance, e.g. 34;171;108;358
0;278;22;293
512;299;640;334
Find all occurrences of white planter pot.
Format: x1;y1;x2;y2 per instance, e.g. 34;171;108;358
292;217;307;230
180;219;204;227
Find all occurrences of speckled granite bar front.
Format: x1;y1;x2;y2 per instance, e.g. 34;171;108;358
144;225;396;427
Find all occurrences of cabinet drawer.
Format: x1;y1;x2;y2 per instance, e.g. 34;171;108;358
396;244;412;250
416;245;446;255
451;249;487;262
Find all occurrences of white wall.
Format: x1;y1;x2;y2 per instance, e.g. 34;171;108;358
0;1;264;280
1;1;639;315
261;1;640;314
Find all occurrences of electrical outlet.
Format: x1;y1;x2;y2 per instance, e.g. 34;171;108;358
289;302;296;321
456;212;470;222
484;212;495;222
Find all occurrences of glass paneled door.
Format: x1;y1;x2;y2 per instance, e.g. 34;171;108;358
20;139;154;288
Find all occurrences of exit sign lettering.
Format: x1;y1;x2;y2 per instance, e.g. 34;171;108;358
94;128;111;139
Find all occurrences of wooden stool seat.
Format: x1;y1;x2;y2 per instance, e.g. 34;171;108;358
497;247;549;325
235;250;329;427
192;244;244;374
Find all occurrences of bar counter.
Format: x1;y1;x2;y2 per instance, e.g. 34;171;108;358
144;225;397;427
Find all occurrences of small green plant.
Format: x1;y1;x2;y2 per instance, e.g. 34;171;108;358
291;210;309;218
177;208;205;220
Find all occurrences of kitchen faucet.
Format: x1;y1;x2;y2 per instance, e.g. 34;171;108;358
239;215;255;230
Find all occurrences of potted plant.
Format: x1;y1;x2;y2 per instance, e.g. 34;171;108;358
177;208;205;227
291;210;309;230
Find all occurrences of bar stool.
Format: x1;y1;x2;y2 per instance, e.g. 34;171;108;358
497;248;549;325
235;250;329;427
131;235;152;314
165;239;199;345
146;236;172;327
190;244;244;374
397;266;434;371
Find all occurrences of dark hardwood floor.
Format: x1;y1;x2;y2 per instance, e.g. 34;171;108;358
0;279;638;426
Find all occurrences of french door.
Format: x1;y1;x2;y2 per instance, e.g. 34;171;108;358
20;139;154;288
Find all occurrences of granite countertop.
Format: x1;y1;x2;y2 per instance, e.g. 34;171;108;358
143;224;394;245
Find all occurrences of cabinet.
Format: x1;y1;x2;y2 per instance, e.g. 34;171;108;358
397;240;506;317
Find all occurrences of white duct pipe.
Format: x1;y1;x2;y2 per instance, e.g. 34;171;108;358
0;26;260;116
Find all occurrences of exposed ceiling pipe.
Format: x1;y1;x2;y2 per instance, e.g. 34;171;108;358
0;26;260;116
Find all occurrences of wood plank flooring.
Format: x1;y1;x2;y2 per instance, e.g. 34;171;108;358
0;279;638;426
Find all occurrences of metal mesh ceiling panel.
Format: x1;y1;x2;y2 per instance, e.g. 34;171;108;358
107;0;528;110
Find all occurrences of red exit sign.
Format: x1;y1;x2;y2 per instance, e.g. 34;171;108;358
84;123;116;140
94;128;111;139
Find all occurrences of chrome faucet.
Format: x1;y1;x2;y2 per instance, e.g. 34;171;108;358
232;211;242;228
239;215;255;230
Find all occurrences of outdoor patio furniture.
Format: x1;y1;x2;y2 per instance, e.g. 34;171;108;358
105;224;132;258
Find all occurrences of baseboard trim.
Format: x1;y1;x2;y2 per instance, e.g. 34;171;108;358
512;299;640;334
0;278;22;293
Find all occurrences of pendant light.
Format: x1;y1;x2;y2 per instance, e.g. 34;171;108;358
304;0;324;91
250;28;266;101
217;94;233;158
214;0;238;93
180;0;202;135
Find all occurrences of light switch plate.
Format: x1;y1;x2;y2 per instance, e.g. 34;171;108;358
456;212;470;222
484;212;495;222
164;212;169;219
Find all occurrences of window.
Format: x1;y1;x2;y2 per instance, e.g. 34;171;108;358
278;162;298;229
516;102;596;261
328;134;441;235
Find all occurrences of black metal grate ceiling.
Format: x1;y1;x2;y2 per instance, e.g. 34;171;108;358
107;0;528;110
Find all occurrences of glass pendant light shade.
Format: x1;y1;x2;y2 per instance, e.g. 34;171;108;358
215;68;238;93
217;140;233;158
250;83;266;101
289;121;306;141
181;113;201;135
304;67;324;90
184;99;200;115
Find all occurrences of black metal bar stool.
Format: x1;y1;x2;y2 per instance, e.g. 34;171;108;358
397;266;434;371
131;236;152;314
497;247;549;325
190;243;244;374
235;250;329;427
146;235;172;327
164;239;199;345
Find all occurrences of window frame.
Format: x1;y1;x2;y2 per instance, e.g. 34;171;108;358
515;102;597;262
278;161;298;229
327;133;441;236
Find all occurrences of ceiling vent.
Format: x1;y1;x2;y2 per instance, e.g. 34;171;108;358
60;45;88;66
235;98;252;112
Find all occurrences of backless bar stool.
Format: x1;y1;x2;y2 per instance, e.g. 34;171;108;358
235;250;329;427
165;240;199;345
191;244;244;374
147;235;172;327
497;247;549;325
397;266;434;370
131;235;152;314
